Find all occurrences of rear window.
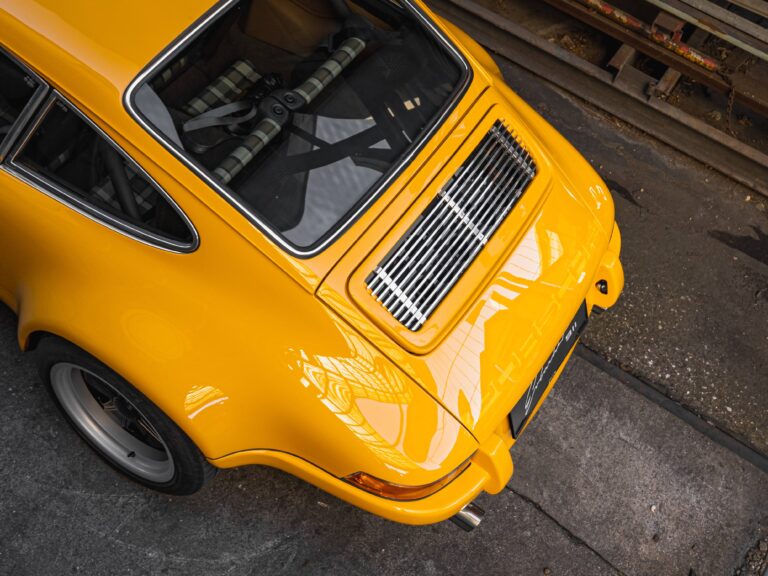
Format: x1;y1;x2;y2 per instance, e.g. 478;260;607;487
130;0;468;254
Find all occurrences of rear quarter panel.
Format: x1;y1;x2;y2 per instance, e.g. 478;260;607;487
0;149;477;486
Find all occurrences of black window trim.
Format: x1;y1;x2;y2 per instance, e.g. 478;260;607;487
4;90;200;254
123;0;474;259
0;44;50;163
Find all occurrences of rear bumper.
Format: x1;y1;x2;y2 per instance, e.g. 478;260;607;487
495;221;623;446
209;427;511;525
211;224;623;526
589;222;624;313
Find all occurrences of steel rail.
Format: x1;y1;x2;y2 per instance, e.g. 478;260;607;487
425;0;768;199
538;0;768;117
643;0;768;62
727;0;768;19
573;0;720;70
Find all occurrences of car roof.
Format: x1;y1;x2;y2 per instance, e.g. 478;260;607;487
1;0;217;108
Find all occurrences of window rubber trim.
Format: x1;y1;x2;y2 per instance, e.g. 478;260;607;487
0;44;50;163
123;0;474;259
4;91;200;254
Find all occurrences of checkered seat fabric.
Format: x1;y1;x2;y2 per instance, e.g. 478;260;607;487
294;38;367;105
183;59;262;117
90;163;157;218
151;55;192;93
211;38;367;186
212;118;283;185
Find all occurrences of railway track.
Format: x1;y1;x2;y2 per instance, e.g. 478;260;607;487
428;0;768;471
428;0;768;199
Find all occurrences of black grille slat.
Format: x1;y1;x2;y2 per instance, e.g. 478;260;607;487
367;120;537;331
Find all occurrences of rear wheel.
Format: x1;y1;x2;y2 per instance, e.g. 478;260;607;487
36;337;216;495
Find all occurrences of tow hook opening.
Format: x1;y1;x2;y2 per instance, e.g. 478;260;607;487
450;501;485;532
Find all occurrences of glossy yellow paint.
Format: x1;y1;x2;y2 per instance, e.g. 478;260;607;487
0;0;622;524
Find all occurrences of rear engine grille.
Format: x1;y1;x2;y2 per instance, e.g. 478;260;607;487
366;120;537;331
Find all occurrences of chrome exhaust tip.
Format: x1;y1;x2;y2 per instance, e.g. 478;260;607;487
450;501;485;532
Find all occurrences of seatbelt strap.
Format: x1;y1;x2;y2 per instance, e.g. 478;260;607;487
182;100;258;134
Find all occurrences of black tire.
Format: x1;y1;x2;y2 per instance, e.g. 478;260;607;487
36;336;216;495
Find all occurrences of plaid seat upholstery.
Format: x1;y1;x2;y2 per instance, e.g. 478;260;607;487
212;118;282;185
211;39;366;186
90;163;157;218
183;59;262;117
151;55;192;93
294;38;366;105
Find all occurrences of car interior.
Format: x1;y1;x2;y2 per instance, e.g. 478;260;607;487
134;0;463;249
0;52;39;139
13;101;194;244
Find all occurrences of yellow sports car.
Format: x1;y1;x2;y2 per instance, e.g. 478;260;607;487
0;0;622;529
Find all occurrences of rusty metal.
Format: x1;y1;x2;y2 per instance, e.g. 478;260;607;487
539;0;768;117
652;11;685;42
652;67;682;97
643;0;768;62
425;0;768;199
647;12;689;96
574;0;721;70
607;44;637;72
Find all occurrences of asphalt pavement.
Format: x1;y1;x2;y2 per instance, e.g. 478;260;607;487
0;56;766;575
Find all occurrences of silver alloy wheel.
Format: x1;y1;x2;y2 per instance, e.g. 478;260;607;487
50;362;174;483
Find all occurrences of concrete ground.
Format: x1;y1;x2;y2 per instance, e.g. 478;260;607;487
1;55;766;575
512;62;768;456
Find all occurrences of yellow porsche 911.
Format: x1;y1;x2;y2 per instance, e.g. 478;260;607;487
0;0;622;529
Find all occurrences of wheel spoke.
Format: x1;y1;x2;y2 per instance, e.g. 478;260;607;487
137;418;163;445
49;363;174;483
101;398;118;413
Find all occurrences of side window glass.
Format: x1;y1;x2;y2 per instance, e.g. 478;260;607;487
0;49;43;151
14;99;194;246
